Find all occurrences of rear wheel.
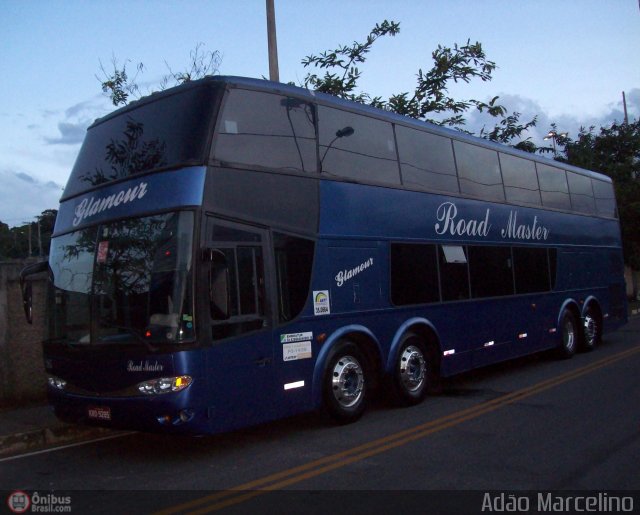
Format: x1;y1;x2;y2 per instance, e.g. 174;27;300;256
557;309;578;359
323;341;368;424
581;305;602;352
391;333;430;406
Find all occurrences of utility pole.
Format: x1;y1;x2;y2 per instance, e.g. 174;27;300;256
622;91;629;125
266;0;280;82
37;216;42;258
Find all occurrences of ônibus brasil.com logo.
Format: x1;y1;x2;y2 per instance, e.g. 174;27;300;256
7;491;72;513
6;491;30;514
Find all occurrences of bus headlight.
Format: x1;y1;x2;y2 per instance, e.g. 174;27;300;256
137;376;193;395
47;376;67;390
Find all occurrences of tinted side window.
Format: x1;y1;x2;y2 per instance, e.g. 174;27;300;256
500;153;541;206
468;246;514;298
513;247;550;294
274;233;315;322
390;244;439;305
439;245;470;301
567;172;596;214
207;220;267;340
549;248;558;290
593;180;617;218
396;126;459;194
318;106;400;184
537;163;571;210
214;89;317;173
453;142;504;201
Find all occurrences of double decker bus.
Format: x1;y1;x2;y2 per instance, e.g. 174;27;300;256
22;76;627;434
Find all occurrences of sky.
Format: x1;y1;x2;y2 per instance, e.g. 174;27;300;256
1;0;639;227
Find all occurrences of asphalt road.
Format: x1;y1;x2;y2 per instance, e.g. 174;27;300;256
1;317;639;514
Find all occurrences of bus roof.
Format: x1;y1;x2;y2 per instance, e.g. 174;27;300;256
89;74;612;185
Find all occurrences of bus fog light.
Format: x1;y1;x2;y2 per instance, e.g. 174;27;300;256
47;376;67;390
137;376;193;395
157;414;172;425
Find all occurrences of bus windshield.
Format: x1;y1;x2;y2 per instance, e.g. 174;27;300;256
48;211;195;347
62;83;219;200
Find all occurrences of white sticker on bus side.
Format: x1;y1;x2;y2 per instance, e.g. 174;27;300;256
283;341;312;362
313;290;331;316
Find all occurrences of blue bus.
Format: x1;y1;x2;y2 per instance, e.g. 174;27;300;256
22;76;627;433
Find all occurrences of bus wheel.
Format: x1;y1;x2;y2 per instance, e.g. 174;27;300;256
581;306;601;352
557;310;578;359
391;333;429;406
323;341;367;424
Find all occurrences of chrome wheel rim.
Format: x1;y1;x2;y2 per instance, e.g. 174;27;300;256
399;345;426;393
331;356;364;408
584;314;598;347
563;317;576;353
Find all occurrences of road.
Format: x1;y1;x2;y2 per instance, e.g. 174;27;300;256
1;318;639;514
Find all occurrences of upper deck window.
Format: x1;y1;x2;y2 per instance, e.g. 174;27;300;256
500;153;541;206
214;89;317;173
318;106;400;185
453;142;505;201
567;171;596;214
537;163;571;210
396;126;459;194
63;84;218;200
592;179;617;218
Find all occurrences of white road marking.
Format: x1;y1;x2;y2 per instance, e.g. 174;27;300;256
0;432;136;463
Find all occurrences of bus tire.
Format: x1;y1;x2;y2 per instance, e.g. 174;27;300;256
391;333;429;406
322;340;368;424
557;309;578;359
581;305;602;352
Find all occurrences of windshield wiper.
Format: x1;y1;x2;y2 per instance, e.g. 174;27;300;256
44;336;91;349
97;325;158;352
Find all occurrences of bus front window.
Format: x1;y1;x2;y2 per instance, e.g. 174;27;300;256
48;211;195;347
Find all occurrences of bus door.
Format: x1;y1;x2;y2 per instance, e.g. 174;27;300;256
465;246;517;367
510;247;558;355
204;218;276;428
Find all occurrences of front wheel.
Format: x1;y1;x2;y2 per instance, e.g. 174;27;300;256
557;309;578;359
322;341;368;424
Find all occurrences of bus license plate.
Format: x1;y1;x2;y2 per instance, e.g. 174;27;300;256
88;406;111;421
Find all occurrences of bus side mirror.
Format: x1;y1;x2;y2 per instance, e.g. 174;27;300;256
19;261;48;325
206;249;230;320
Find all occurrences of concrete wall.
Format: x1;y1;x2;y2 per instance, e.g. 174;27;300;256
0;261;48;408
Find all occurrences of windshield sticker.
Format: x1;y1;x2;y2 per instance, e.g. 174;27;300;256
335;258;374;287
97;241;109;263
283;341;312;362
313;290;330;316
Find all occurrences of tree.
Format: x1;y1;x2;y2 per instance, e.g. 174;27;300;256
97;22;536;150
98;43;222;107
555;120;640;268
301;20;537;150
0;209;57;260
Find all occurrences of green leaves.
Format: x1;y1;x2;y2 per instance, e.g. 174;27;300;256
558;120;640;267
301;21;535;147
98;44;221;107
98;58;144;107
302;20;400;101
